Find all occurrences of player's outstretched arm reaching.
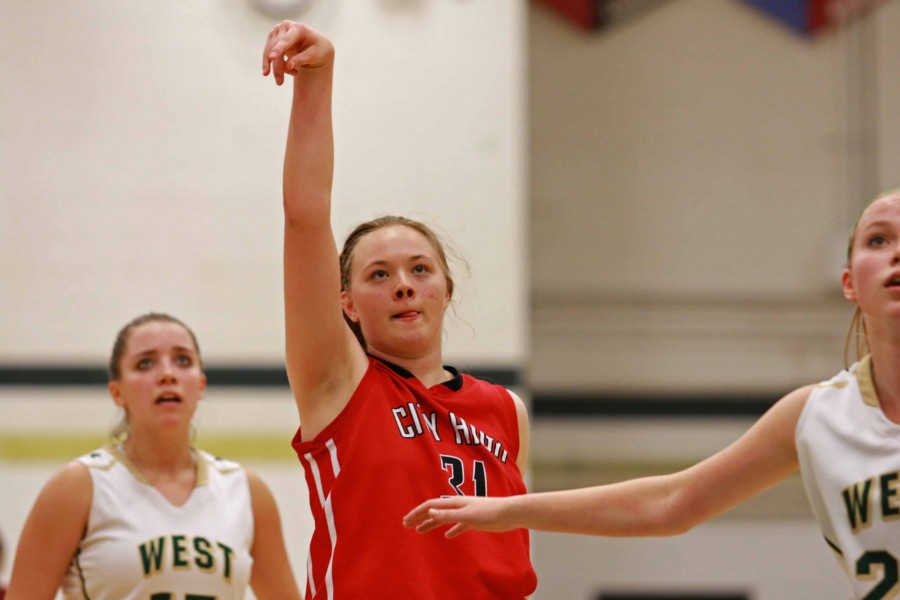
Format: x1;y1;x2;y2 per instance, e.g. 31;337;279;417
404;385;809;539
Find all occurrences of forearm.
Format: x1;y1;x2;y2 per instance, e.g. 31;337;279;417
503;475;689;537
283;64;334;226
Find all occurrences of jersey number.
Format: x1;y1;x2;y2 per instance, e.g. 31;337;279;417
150;594;216;600
857;550;899;600
440;455;487;497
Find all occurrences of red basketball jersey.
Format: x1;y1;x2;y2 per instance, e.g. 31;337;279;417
292;356;537;599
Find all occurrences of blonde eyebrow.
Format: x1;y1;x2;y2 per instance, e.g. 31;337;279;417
362;255;433;269
859;220;893;231
129;345;195;358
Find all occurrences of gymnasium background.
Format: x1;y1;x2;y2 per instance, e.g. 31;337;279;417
2;0;899;598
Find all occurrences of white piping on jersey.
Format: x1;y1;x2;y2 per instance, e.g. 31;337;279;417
306;557;316;599
304;438;341;599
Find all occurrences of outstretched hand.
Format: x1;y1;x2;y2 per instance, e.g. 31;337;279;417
402;496;516;539
262;20;334;86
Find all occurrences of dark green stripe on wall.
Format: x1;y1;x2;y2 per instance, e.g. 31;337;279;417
0;365;778;417
0;365;520;388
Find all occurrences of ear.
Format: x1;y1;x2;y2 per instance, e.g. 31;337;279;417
108;380;124;408
198;373;207;400
340;290;360;323
842;268;857;302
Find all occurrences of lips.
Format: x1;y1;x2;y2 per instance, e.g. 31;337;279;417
393;311;420;320
155;393;182;405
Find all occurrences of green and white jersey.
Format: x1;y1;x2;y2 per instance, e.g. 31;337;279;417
796;356;900;600
61;446;253;600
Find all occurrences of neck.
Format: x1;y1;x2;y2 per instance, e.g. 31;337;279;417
122;430;194;473
369;347;451;388
863;331;900;422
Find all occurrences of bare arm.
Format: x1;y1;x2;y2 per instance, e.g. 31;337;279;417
508;390;530;472
246;471;302;600
7;462;91;600
405;385;812;538
263;22;367;438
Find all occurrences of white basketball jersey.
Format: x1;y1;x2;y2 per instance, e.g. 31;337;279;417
61;446;254;600
796;356;900;600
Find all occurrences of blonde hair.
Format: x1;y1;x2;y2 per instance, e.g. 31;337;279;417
843;306;868;369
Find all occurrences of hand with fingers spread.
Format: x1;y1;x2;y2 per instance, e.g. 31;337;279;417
403;496;519;539
262;20;334;86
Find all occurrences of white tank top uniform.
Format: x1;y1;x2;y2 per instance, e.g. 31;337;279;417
796;355;900;600
61;445;253;600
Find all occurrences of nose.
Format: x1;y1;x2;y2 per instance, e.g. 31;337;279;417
394;274;415;300
157;358;177;383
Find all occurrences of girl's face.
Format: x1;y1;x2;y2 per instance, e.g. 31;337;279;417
341;225;451;360
108;320;206;434
844;193;900;322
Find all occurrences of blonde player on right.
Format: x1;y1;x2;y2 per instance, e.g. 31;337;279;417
406;189;900;600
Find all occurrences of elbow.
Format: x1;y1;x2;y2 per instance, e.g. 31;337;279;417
654;488;705;537
282;192;329;231
621;475;701;537
282;198;305;228
655;515;696;537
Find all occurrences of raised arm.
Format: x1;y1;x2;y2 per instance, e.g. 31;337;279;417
405;385;812;538
263;22;367;437
7;462;91;600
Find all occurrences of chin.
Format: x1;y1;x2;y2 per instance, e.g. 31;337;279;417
376;337;435;359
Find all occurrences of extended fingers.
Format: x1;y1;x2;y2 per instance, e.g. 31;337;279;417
262;21;303;80
262;28;276;74
444;523;469;539
262;22;291;74
411;508;469;536
402;504;430;528
413;515;443;534
403;498;461;528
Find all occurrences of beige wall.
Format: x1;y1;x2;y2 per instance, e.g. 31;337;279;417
0;0;528;367
4;0;899;598
529;0;900;394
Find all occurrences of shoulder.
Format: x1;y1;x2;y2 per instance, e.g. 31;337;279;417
766;383;816;425
506;389;531;468
244;470;279;520
245;470;271;497
51;459;93;491
759;383;815;443
31;459;92;521
741;384;815;445
506;389;529;420
780;383;817;408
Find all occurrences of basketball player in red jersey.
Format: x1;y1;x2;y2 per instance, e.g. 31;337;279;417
262;21;537;600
